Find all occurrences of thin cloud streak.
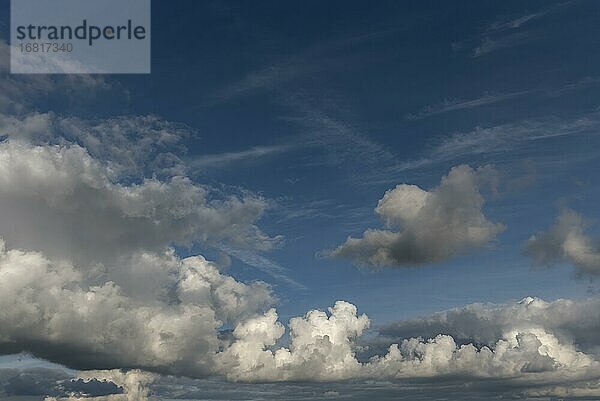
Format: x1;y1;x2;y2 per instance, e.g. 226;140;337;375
190;144;294;169
209;29;396;105
471;2;571;57
361;111;600;186
407;89;538;120
217;244;307;291
282;93;398;172
408;76;600;120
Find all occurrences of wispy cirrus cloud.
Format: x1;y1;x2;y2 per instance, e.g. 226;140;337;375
470;2;571;57
209;29;395;105
408;76;600;120
216;244;306;291
406;89;538;120
368;110;600;184
282;94;398;174
190;144;294;170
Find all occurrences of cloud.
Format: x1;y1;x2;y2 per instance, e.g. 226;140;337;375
217;245;306;291
407;77;600;121
0;139;281;265
15;233;594;387
525;209;600;275
215;298;600;386
216;301;370;381
0;112;191;179
381;111;600;180
328;165;504;267
46;370;155;401
470;3;569;57
473;30;540;57
210;29;394;104
0;239;274;376
406;90;537;119
378;296;600;355
0;368;71;397
190;144;293;170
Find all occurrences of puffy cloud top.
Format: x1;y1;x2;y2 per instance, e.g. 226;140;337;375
0;239;274;376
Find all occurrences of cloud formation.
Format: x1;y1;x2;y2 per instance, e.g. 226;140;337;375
525;209;600;275
0;239;274;376
328;165;504;267
215;297;600;387
379;296;600;355
46;370;155;401
0;139;280;265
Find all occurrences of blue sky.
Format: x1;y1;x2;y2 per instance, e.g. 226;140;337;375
2;0;600;399
127;0;600;323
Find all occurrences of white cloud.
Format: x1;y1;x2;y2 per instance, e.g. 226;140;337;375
0;139;281;265
215;297;600;386
407;89;536;119
190;144;293;170
3;236;600;394
378;296;600;355
216;301;369;381
216;245;306;291
525;209;600;275
0;239;274;376
0;112;190;179
470;3;569;58
328;165;504;267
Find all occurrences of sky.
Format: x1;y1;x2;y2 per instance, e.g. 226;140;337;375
2;0;600;400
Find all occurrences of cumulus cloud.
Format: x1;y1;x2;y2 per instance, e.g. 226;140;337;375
0;139;281;265
0;239;273;375
3;249;600;394
7;231;595;390
214;298;600;386
328;165;504;267
0;66;290;385
378;296;600;355
216;301;370;381
525;208;600;275
3;33;600;399
0;112;192;179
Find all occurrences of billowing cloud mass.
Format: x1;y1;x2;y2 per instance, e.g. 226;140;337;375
213;297;600;386
378;296;600;355
0;239;274;375
0;139;281;265
0;72;290;387
3;223;600;396
328;165;504;267
525;208;600;275
1;38;599;400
